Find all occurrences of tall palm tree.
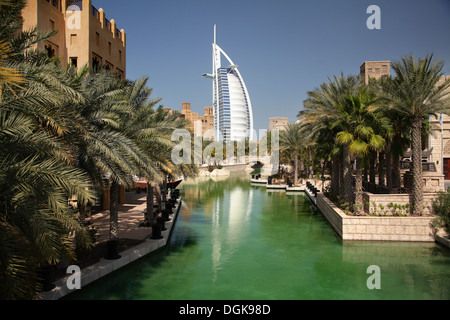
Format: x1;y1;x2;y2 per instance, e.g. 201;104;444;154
333;91;387;214
68;70;156;257
279;122;304;185
378;54;450;215
0;48;94;300
300;74;362;199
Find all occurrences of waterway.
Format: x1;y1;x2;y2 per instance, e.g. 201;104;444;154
67;175;450;300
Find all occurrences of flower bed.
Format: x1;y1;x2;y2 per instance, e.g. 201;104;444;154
316;193;435;242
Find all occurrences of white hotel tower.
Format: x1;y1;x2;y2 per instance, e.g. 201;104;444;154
203;25;254;142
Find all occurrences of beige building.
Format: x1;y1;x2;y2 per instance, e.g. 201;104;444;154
429;75;450;180
360;61;450;180
165;103;215;140
269;117;289;131
21;0;126;78
360;61;391;84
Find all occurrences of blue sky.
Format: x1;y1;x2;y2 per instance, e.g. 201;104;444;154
92;0;450;131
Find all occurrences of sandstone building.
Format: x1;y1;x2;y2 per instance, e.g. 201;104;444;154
21;0;126;78
269;117;289;131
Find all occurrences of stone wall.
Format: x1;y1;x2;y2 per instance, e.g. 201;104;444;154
316;193;435;242
363;192;439;216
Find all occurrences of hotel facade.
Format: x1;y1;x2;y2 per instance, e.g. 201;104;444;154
203;25;254;142
21;0;126;78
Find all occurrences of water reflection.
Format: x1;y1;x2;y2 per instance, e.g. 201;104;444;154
67;174;450;300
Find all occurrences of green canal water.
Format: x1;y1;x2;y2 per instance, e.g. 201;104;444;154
67;175;450;300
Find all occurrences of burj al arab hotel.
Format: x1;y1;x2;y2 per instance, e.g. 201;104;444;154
203;26;254;142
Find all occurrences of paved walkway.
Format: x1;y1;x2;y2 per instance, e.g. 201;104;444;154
89;191;152;242
39;192;182;300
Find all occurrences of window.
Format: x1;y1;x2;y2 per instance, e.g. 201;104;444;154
96;32;100;46
70;34;77;45
108;42;112;55
92;55;101;72
70;57;78;68
119;50;122;62
45;44;56;58
49;19;55;31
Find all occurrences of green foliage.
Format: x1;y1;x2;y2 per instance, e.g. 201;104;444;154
0;0;196;299
432;188;450;235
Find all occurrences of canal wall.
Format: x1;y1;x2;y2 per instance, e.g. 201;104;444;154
316;193;435;242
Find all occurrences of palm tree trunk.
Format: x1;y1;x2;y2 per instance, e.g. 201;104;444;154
392;153;401;189
339;152;345;199
294;148;299;186
155;184;162;214
331;158;339;193
308;147;313;179
385;141;393;193
363;159;368;183
369;151;376;184
411;117;424;216
343;144;353;205
145;181;153;225
109;180;119;241
378;151;386;188
355;157;364;215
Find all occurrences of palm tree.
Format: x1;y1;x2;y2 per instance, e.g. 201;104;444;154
0;44;94;301
378;54;450;215
300;74;362;199
67;70;154;258
333;91;387;214
279;122;304;185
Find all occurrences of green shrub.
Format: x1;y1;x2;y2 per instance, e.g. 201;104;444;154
432;188;450;235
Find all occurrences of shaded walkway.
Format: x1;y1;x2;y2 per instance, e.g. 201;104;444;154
89;192;151;242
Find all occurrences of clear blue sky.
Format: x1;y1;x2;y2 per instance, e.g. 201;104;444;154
93;0;450;131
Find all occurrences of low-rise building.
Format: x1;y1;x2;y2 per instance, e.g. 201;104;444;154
269;117;289;131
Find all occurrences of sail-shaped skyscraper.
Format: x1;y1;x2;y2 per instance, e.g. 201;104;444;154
203;26;254;142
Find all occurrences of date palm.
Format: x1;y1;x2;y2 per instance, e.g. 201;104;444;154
0;56;94;300
333;91;388;214
300;74;361;199
121;78;195;224
378;54;450;215
279;122;304;185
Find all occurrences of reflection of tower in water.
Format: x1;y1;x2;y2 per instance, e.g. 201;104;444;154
211;187;254;283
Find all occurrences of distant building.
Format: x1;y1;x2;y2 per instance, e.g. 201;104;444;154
360;61;390;84
428;75;450;180
269;117;289;131
166;103;215;140
21;0;126;78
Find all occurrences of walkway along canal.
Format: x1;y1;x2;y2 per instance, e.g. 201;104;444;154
66;175;450;300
